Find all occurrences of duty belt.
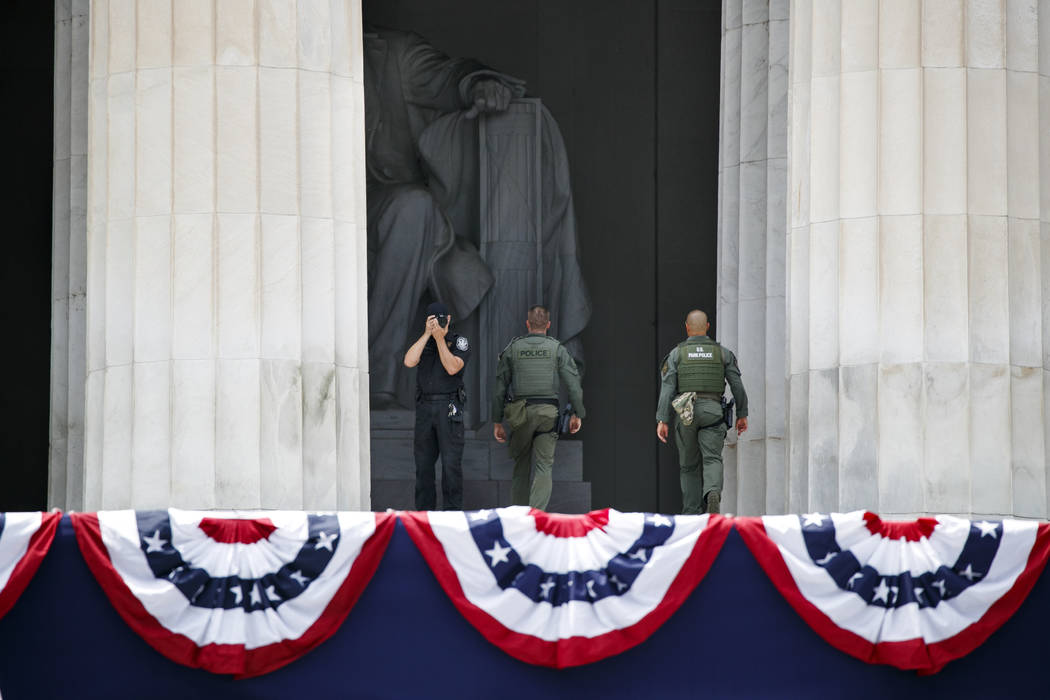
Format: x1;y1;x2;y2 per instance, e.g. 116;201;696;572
695;392;723;401
524;398;559;407
419;392;458;401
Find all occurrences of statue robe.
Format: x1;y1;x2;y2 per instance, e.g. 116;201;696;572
364;28;590;408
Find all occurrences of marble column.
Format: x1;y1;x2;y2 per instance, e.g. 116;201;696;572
786;0;1050;518
51;0;371;511
50;0;90;510
718;0;790;515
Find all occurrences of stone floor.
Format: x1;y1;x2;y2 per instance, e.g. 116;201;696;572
370;409;590;513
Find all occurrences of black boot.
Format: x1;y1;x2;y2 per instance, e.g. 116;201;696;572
705;491;721;515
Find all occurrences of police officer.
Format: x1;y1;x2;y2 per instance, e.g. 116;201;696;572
656;309;748;515
492;305;585;510
403;301;471;510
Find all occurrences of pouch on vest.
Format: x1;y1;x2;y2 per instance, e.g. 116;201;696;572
672;391;697;425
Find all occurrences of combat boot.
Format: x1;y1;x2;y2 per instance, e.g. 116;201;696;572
705;490;720;515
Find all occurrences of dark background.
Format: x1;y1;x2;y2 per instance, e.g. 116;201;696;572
364;0;722;513
2;0;721;513
0;0;54;511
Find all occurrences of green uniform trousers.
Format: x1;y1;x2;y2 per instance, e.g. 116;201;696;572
674;397;728;515
504;400;559;510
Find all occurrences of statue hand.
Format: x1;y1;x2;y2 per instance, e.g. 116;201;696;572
469;79;513;115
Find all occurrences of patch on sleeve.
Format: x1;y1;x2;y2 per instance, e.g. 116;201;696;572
456;336;469;352
661;361;669;379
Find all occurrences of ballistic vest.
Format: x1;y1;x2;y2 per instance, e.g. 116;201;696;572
508;334;560;399
676;339;725;394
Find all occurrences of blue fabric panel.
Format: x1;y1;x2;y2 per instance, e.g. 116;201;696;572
0;517;1045;698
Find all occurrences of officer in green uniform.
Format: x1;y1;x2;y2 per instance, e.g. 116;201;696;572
656;309;748;515
492;305;585;510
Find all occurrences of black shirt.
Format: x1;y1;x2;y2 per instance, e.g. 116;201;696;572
416;333;471;394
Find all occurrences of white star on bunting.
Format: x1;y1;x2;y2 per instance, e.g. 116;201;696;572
142;530;166;553
485;540;512;566
315;531;337;551
289;570;309;587
975;521;999;539
265;585;282;603
960;564;981;582
539;579;555;599
470;510;492;522
847;572;863;589
872;579;890;603
249;584;262;606
586;580;597;598
611;575;627;592
232;587;243;605
629;549;648;562
802;513;826;528
649;514;672;527
816;551;836;565
932;578;948;597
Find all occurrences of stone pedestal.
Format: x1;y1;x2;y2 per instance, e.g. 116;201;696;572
785;0;1050;518
50;0;371;511
369;411;591;513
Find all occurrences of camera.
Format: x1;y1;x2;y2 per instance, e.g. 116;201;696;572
435;314;449;328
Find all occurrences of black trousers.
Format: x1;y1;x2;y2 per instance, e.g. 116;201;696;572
414;398;464;510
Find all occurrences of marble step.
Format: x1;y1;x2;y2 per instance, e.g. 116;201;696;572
372;478;592;514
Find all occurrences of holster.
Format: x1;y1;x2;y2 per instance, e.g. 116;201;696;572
722;397;735;429
558;402;574;434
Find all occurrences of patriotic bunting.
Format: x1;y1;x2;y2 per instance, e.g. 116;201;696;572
72;509;395;678
736;511;1050;673
0;511;61;620
401;507;731;667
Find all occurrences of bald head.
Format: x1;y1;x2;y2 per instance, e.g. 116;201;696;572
685;309;709;336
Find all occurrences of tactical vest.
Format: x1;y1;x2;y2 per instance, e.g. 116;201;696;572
676;339;725;393
508;335;560;399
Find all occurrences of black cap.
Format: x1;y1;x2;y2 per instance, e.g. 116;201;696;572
426;302;449;317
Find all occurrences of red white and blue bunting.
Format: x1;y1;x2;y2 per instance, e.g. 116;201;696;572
0;511;61;620
736;511;1050;673
401;506;731;667
71;509;395;678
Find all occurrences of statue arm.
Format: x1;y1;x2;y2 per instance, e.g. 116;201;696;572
397;32;525;113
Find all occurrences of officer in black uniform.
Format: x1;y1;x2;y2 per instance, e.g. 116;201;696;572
403;302;471;510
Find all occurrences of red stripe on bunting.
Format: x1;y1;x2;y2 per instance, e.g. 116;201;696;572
198;517;277;544
735;517;1050;673
529;508;609;537
0;511;61;620
400;511;731;668
862;512;937;542
71;512;396;678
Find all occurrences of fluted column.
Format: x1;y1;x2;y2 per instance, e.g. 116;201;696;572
787;0;1050;518
51;0;370;511
718;0;790;515
50;0;90;509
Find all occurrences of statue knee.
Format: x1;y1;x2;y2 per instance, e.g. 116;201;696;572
390;186;439;222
